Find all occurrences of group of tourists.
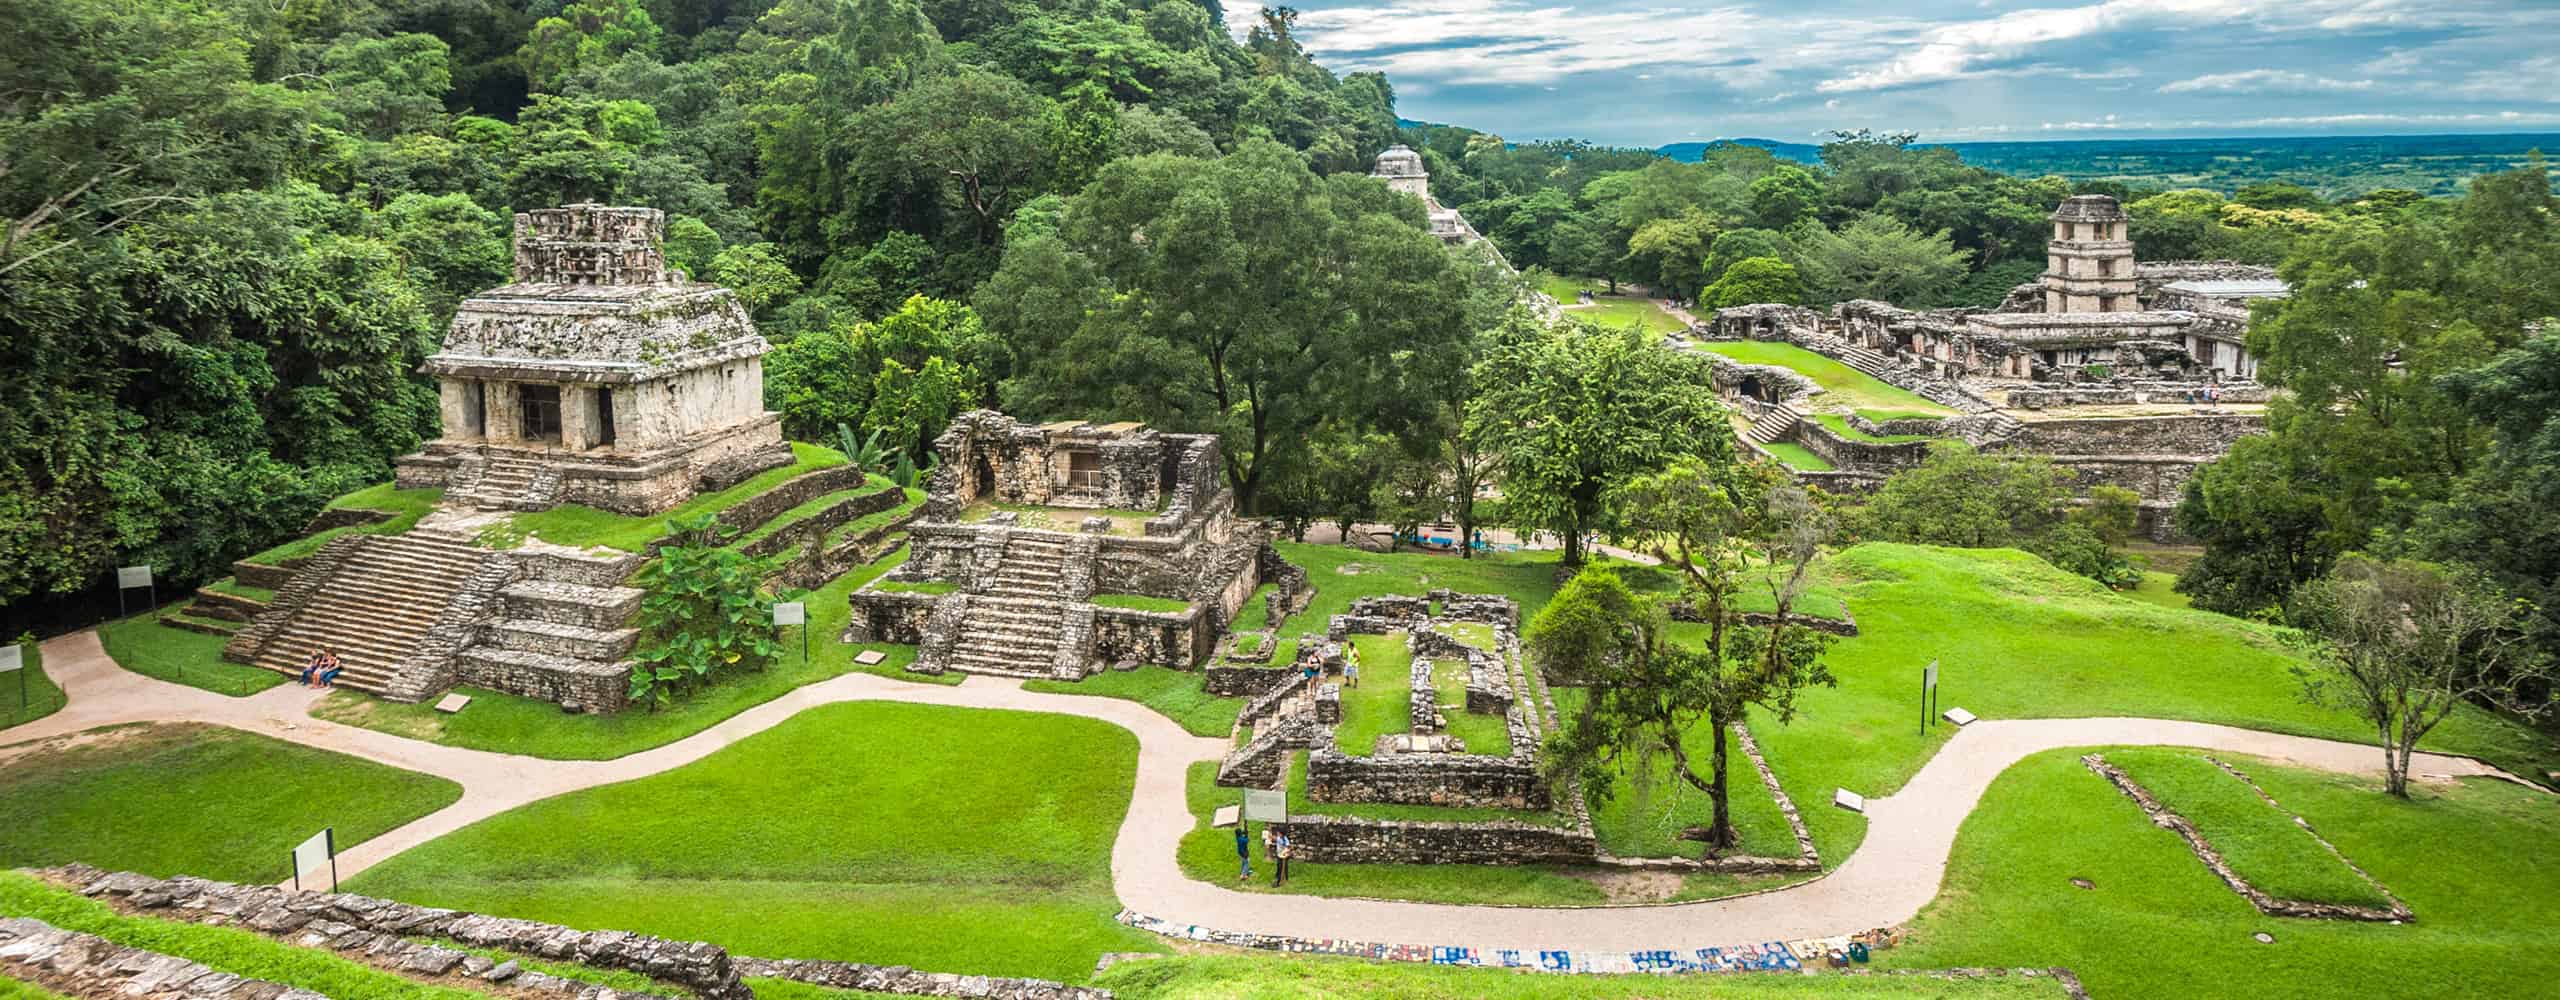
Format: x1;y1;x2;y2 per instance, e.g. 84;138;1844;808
1235;822;1294;886
297;649;344;688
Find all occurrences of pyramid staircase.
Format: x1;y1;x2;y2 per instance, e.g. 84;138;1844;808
1744;405;1802;446
241;534;491;695
1835;344;1899;380
928;530;1104;680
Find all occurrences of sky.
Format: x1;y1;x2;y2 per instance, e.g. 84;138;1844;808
1259;0;2560;147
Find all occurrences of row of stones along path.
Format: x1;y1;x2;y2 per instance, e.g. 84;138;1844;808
3;629;2520;956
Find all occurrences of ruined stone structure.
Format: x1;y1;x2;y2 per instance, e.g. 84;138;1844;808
1698;195;2287;537
395;203;792;514
844;411;1274;679
1370;144;1482;246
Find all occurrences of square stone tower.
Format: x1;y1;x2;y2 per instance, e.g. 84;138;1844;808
394;203;792;513
2042;195;2139;313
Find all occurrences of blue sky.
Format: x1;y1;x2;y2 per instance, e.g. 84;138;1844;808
1261;0;2560;146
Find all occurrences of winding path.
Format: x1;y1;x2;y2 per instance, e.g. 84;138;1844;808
3;629;2518;955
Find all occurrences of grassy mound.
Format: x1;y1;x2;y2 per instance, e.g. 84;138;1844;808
347;702;1156;982
97;616;285;697
1698;341;1953;417
0;724;460;882
2105;749;2392;908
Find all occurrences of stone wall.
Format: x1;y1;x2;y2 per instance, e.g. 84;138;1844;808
0;915;326;1000
1304;749;1551;810
735;958;1111;1000
2006;384;2272;409
454;650;628;712
842;590;938;644
1281;814;1598;865
1789;419;1933;474
1089;606;1211;669
1995;413;2264;457
739;482;906;560
1205;665;1295;697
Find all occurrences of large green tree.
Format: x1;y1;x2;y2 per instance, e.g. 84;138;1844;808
1471;322;1728;566
981;141;1469;512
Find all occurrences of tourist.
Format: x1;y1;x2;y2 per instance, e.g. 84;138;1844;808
1274;830;1292;886
1343;642;1361;688
1261;827;1277;879
299;652;324;687
1235;822;1254;881
316;651;343;689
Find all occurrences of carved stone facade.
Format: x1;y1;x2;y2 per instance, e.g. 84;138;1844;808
395;203;791;515
849;411;1279;680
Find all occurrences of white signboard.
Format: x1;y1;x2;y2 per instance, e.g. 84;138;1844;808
1924;660;1938;691
291;828;334;886
772;601;806;627
0;647;20;673
1943;707;1978;727
1243;789;1287;823
1833;788;1867;814
115;565;152;589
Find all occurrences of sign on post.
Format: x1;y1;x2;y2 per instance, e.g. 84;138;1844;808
291;828;337;892
774;601;808;662
114;564;156;617
1920;659;1940;736
1243;788;1287;824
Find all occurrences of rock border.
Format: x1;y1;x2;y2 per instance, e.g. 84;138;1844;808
2080;754;2414;922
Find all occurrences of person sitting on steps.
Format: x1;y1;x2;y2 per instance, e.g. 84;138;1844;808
299;652;325;687
316;650;344;689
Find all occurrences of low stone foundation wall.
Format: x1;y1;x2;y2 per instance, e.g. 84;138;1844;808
739;483;906;560
1304;748;1550;810
1206;665;1293;697
1282;814;1597;865
230;558;299;591
2080;754;2412;922
0;915;321;1000
1090;606;1213;669
736;958;1110;1000
648;464;868;554
2008;384;2273;409
456;652;628;712
843;590;938;645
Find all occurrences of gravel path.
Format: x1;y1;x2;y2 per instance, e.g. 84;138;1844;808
5;628;2519;954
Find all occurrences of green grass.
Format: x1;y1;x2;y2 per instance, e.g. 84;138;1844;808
1229;583;1278;632
872;579;957;595
507;442;849;552
1095;952;2071;999
0;873;496;999
1333;634;1413;756
1434;621;1497;651
1553;686;1806;861
1699;341;1954;417
311;554;957;760
96;615;287;696
1092;593;1193;613
1811;413;1932;444
1024;666;1243;737
728;476;898;551
824;488;928;547
1853;409;1949;424
1431;659;1510;755
348;702;1159;982
0;640;63;729
2126;570;2193;609
202;577;276;602
1564;297;1687;335
2105;749;2392;908
1888;749;2560;999
243;483;445;565
0;975;69;1000
1760;442;1836;471
0;723;460;882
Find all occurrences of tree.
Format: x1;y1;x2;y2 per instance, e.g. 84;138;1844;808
1701;228;1787;286
519;0;661;91
1535;463;1835;851
855;67;1052;244
1624;207;1717;302
1794;213;1971;305
1856;447;2135;586
707;243;802;316
2284;556;2551;797
629;514;782;709
1472;323;1728;566
983;141;1469;512
1749;165;1822;230
1701;257;1802;309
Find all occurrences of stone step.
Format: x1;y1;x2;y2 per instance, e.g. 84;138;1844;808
486;619;639;661
455;646;626;684
500;580;645;631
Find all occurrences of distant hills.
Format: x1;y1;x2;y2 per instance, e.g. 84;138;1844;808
1655;132;2560;196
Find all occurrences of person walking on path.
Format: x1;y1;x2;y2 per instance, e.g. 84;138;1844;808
1235;822;1254;881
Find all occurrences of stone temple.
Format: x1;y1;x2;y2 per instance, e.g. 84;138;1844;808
1697;194;2287;538
394;203;792;512
1370;144;1483;246
843;411;1282;679
225;204;804;712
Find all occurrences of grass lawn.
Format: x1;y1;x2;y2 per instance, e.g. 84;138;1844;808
1699;342;1954;417
0;976;68;999
203;577;276;602
2126;570;2193;609
2104;749;2392;908
348;702;1158;982
1759;442;1836;471
1564;298;1687;335
0;640;63;729
1811;413;1932;443
1431;659;1510;755
311;549;957;760
1094;953;2072;999
727;476;899;552
1024;666;1243;738
0;873;495;1000
97;615;287;696
242;484;445;566
1333;634;1414;756
824;487;928;547
0;723;460;882
1092;593;1192;613
1229;583;1278;631
1887;749;2560;999
507;442;849;552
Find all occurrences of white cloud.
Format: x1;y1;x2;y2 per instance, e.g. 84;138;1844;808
2159;69;2376;94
